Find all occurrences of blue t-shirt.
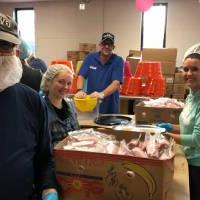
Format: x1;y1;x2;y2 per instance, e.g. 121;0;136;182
78;52;124;114
29;57;47;73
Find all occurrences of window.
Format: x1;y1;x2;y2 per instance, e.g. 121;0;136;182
141;3;167;49
14;8;35;52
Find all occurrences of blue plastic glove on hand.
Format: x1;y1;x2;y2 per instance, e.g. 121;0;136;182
42;192;58;200
156;123;173;132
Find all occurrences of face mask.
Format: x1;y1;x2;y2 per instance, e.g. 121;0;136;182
0;55;22;92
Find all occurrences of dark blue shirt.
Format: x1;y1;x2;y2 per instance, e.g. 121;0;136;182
45;97;80;146
29;57;48;73
0;83;56;200
78;52;124;113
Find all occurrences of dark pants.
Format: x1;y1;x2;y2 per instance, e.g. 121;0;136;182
189;165;200;200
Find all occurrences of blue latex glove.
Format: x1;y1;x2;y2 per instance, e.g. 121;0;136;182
42;192;58;200
156;123;173;132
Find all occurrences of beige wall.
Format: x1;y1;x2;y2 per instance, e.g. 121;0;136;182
0;0;200;66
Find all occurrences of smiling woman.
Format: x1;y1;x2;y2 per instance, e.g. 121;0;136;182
40;64;80;146
157;52;200;200
182;53;200;93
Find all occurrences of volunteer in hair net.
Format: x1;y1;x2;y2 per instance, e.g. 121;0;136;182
18;39;43;92
0;13;58;200
40;64;80;146
18;38;47;73
157;51;200;200
183;43;200;59
75;32;124;114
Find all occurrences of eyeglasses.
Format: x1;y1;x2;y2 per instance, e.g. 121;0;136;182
101;42;114;47
181;66;200;73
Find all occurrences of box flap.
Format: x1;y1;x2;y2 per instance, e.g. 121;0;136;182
142;48;177;62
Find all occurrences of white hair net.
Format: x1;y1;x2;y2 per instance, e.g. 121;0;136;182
183;43;200;60
40;64;73;92
18;39;32;60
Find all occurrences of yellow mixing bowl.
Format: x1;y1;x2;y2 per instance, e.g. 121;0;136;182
74;95;97;112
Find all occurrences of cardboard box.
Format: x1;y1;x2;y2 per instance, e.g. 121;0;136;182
79;43;96;52
120;98;129;114
142;48;177;75
172;94;185;101
161;61;176;75
67;51;89;60
67;51;80;59
67;51;90;68
54;129;174;200
79;51;89;60
174;73;185;83
129;50;142;57
164;74;174;84
126;56;141;74
135;102;182;124
164;83;174;97
142;48;177;62
173;84;186;94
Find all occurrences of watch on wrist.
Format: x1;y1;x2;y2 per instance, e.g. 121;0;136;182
77;89;83;92
100;92;105;99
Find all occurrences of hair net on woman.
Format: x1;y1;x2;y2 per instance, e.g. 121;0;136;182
18;39;32;60
184;43;200;60
40;64;73;93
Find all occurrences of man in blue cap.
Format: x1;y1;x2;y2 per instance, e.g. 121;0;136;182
75;32;124;114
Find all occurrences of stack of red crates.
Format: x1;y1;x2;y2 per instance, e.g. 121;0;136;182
121;61;165;97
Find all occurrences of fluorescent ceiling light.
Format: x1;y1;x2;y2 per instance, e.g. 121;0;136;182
79;3;85;10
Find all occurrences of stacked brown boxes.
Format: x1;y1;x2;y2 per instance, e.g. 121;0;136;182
79;43;96;52
173;72;186;100
66;51;81;68
67;43;96;70
142;48;177;98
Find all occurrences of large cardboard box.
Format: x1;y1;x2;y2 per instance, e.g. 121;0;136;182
79;43;96;52
142;48;177;62
164;83;174;98
129;50;142;57
172;94;185;101
120;98;129;114
173;83;186;94
67;50;89;60
174;73;185;84
161;61;176;75
164;75;174;97
135;102;182;124
67;51;80;59
54;129;174;200
67;50;89;67
79;51;89;60
164;74;174;84
142;48;177;75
